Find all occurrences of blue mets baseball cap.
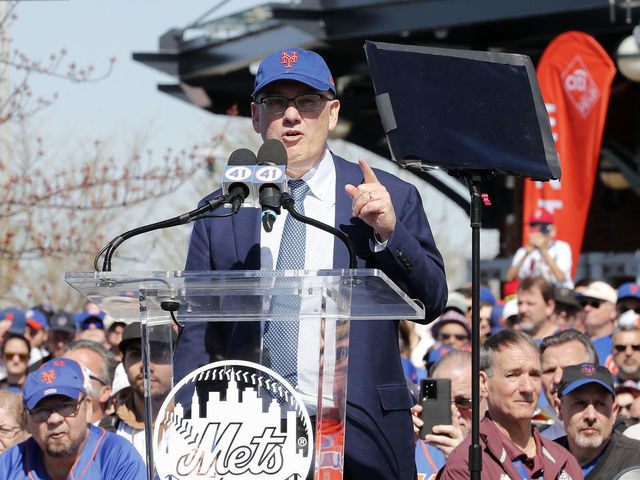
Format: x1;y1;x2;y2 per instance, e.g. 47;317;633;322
1;307;27;335
252;47;336;98
23;358;87;410
618;282;640;301
479;286;496;305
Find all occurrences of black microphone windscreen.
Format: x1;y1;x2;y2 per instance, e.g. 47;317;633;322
228;148;257;166
256;139;287;166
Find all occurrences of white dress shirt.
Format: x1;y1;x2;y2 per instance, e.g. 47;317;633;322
260;148;337;411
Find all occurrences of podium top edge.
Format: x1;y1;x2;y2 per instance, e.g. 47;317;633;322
65;269;425;322
66;268;384;280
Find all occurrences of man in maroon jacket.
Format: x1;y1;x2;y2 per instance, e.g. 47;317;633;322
437;329;583;479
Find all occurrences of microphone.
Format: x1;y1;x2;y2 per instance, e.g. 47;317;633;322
222;148;258;212
255;139;288;233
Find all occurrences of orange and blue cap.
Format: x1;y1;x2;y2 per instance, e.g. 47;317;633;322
26;309;48;331
252;48;336;98
23;358;86;410
1;307;26;335
618;282;640;300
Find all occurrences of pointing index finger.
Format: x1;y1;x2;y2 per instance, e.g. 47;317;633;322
359;158;379;184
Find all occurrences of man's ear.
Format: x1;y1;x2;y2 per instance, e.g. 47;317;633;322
99;386;112;405
23;411;33;435
545;299;556;318
479;371;489;398
84;397;93;423
251;102;261;134
556;397;564;422
612;400;620;419
327;99;341;132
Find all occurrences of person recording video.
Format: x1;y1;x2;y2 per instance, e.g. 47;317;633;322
506;208;573;288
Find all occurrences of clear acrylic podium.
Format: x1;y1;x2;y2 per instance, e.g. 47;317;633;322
66;269;424;480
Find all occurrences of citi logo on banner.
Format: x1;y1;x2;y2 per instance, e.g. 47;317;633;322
561;56;601;119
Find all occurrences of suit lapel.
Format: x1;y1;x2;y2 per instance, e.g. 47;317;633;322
333;155;367;268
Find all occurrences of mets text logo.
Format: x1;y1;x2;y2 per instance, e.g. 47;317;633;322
281;51;298;69
41;370;56;384
154;360;313;479
581;364;595;376
561;55;600;119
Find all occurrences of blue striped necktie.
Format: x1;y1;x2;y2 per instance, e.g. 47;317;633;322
263;179;309;386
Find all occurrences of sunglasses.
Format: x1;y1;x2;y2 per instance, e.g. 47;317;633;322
580;299;603;309
614;344;640;353
452;397;472;410
87;371;109;387
27;395;84;422
4;351;28;361
438;333;469;341
530;223;552;234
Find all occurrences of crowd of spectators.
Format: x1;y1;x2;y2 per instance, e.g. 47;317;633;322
404;272;640;480
0;300;171;478
0;206;639;479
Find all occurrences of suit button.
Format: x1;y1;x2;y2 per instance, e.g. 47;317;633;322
395;249;404;258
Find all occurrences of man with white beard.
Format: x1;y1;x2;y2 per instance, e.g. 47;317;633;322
555;363;640;479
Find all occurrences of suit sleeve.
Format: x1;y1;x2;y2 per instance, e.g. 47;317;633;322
372;181;447;324
185;215;214;270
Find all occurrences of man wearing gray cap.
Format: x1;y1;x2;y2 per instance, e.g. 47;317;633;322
553;286;581;330
555;363;640;479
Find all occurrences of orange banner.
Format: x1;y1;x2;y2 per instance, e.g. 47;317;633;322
523;31;616;279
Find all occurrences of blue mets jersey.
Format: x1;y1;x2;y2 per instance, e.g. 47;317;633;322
0;424;146;479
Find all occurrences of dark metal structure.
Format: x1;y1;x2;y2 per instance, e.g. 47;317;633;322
134;0;640;267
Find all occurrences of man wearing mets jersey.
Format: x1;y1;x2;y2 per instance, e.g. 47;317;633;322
0;358;145;479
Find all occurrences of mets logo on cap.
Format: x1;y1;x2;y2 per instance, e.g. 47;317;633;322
281;50;298;69
581;363;595;376
41;369;57;385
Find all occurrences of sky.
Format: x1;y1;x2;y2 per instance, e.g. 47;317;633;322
8;0;279;153
6;0;497;291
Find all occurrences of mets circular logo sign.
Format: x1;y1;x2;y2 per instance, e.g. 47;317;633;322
153;360;314;480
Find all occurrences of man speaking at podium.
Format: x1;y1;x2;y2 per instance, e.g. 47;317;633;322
174;47;447;480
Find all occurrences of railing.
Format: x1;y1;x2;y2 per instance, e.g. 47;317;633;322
476;250;640;288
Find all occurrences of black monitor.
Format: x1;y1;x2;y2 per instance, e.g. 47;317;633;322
364;40;560;180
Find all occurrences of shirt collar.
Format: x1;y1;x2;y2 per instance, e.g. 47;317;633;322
483;413;545;473
287;147;333;202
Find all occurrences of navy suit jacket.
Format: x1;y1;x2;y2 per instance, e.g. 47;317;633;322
174;154;447;480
